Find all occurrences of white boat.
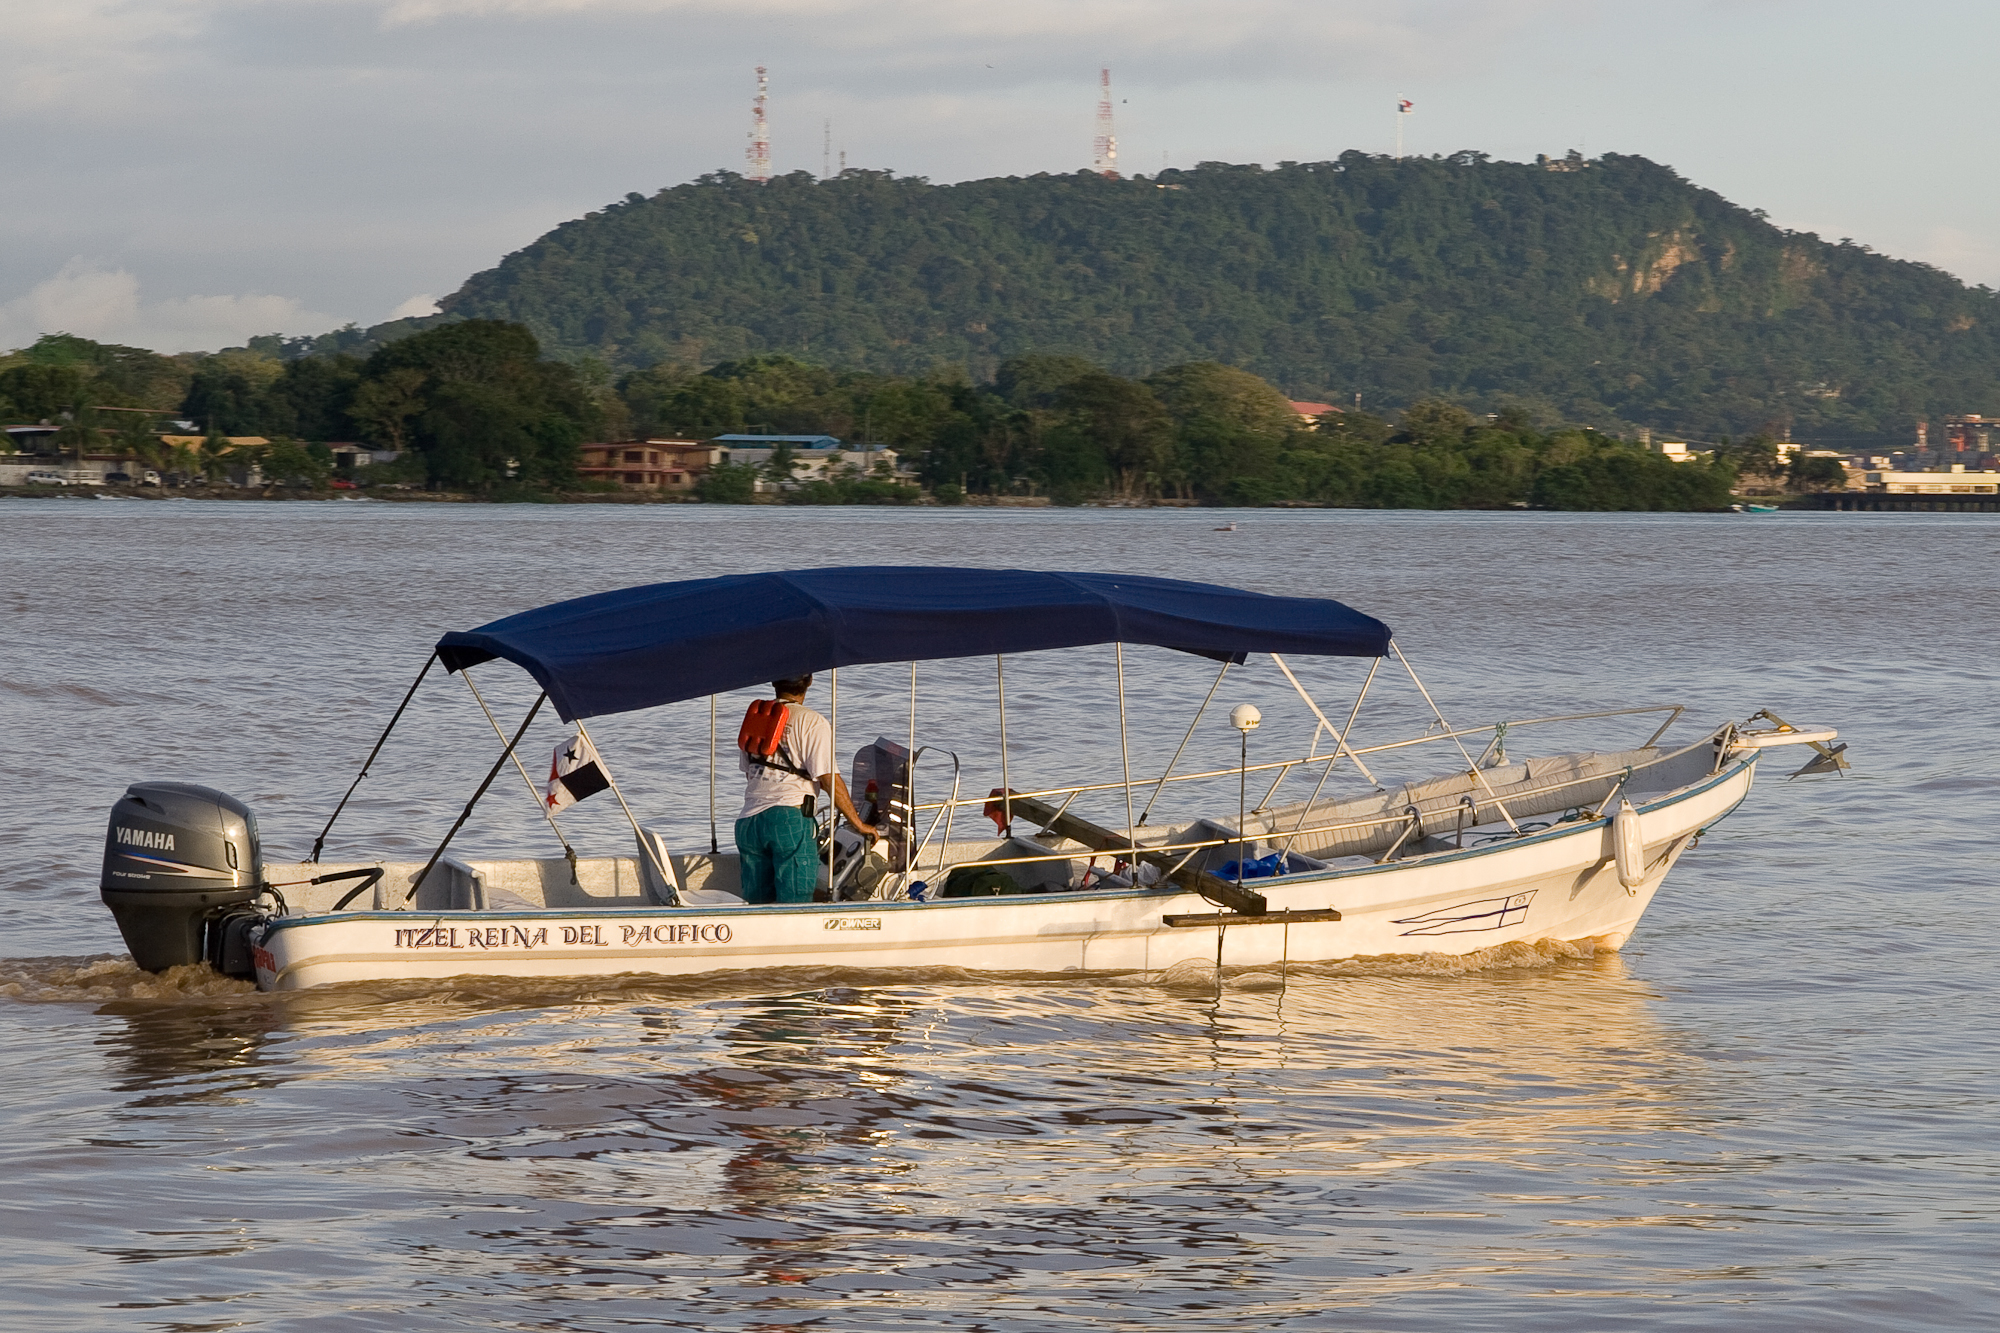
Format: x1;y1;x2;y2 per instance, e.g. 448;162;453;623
95;568;1843;991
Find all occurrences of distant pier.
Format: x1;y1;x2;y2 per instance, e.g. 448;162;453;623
1807;493;2000;513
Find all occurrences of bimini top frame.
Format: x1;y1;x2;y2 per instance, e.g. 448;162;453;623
433;566;1393;722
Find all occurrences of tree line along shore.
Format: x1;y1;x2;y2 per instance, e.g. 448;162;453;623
1;322;1837;510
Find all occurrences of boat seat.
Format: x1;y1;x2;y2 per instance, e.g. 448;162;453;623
635;827;685;906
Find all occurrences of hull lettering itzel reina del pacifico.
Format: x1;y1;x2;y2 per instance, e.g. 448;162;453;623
94;567;1846;991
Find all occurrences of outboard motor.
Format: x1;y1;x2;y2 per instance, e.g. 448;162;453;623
100;782;262;972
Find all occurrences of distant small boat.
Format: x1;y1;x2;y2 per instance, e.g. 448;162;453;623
1731;503;1780;514
1214;522;1238;531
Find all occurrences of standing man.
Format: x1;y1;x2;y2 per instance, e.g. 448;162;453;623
735;674;875;904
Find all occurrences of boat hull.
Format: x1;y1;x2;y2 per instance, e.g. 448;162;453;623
253;757;1754;990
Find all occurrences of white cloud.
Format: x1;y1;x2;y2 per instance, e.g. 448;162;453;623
387;292;441;319
365;0;1588;76
0;262;335;354
0;1;213;116
0;0;1589;102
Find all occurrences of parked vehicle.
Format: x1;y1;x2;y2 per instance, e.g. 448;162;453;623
330;478;358;490
141;470;161;486
105;472;132;484
24;470;69;486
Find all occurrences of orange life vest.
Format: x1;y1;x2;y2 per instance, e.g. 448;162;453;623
739;699;814;782
738;699;790;756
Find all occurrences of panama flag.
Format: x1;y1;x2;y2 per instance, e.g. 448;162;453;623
1398;99;1414;113
546;731;610;812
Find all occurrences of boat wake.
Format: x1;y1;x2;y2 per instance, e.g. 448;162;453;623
1138;935;1614;992
0;937;1615;1008
0;954;259;1004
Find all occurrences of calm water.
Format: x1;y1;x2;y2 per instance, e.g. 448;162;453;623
1;497;1995;1331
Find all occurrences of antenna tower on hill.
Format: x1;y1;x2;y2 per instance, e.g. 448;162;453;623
747;67;771;183
1093;68;1118;178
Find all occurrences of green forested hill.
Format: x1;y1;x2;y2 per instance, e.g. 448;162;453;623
441;153;2000;441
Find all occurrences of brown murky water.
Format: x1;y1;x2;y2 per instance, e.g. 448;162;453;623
1;498;1993;1330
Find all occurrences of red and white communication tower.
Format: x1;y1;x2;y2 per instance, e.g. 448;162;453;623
746;66;771;183
1092;68;1118;178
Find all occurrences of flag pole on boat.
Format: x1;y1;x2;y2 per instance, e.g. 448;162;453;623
309;650;436;863
708;696;718;855
460;668;579;884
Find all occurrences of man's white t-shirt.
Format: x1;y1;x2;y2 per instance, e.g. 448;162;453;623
738;703;834;820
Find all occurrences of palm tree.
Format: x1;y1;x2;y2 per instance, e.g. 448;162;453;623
199;430;233;485
52;407;102;468
108;410;165;472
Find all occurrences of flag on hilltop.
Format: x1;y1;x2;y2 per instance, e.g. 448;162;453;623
546;731;609;812
1398;99;1414;113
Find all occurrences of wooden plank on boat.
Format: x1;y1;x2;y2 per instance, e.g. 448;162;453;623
1162;908;1343;928
1002;793;1268;915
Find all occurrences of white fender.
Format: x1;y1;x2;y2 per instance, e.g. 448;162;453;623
1612;799;1646;890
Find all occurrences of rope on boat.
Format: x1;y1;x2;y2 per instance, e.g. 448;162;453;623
309;651;436;863
1593;766;1635;818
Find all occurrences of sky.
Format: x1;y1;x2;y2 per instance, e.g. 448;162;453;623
3;0;1996;354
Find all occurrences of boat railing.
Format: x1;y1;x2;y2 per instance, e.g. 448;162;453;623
905;703;1688;820
905;724;1722;887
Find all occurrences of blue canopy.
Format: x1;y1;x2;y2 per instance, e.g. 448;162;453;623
436;567;1391;721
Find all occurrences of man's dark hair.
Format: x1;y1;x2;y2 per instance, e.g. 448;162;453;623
772;674;813;697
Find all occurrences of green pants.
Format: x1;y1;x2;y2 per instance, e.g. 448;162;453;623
735;804;818;904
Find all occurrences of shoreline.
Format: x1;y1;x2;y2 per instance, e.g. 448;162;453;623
0;485;1816;513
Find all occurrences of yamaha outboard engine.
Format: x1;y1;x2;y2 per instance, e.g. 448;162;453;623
101;782;262;972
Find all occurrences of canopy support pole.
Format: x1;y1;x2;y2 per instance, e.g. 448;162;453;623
406;692;545;902
906;663;917;888
310;651;435;862
461;669;577;883
1116;643;1136;853
574;716;681;905
828;667;838;891
708;695;718;855
1270;653;1380;786
996;655;1012;833
1392;642;1521;835
1280;656;1380;852
1138;657;1231;826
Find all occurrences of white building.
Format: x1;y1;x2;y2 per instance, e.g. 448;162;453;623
1858;465;2000;495
712;434;906;493
1644;439;1703;462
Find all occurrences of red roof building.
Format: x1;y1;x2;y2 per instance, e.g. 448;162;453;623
1288;401;1339;429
